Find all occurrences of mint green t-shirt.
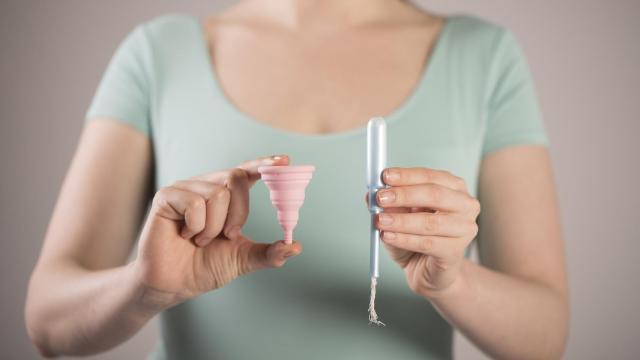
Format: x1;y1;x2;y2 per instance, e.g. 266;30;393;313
87;14;548;360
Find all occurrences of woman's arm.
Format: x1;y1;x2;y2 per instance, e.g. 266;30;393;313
432;146;568;360
375;145;568;360
25;120;301;357
431;260;567;360
25;119;155;356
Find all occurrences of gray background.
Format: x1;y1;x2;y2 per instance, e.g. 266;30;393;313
1;0;638;359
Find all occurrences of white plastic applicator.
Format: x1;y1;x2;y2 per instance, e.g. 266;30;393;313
366;117;386;326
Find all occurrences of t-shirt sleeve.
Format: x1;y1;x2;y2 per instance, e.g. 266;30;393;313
85;24;153;136
482;29;549;156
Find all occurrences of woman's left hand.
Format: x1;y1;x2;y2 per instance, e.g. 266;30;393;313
373;167;481;299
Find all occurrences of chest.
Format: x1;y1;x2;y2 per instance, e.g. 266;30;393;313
206;23;440;134
151;19;487;192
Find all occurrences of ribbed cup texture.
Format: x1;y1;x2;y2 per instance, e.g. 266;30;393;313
258;165;315;243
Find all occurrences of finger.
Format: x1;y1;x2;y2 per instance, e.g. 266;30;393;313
364;192;409;214
237;154;290;185
377;183;478;213
383;167;467;192
172;180;231;246
172;180;224;198
222;155;291;237
221;168;250;238
193;155;290;239
380;238;414;268
197;187;230;246
151;186;206;240
240;239;303;274
381;231;465;260
376;212;476;237
195;155;289;185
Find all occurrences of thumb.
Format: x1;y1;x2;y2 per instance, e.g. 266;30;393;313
238;239;302;275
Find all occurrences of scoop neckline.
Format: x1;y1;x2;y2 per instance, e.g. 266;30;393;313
194;16;452;141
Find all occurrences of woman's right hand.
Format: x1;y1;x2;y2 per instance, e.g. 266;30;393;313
132;155;301;309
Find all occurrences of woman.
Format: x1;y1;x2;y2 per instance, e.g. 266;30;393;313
25;1;568;359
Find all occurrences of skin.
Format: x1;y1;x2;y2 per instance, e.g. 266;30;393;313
373;149;568;360
25;0;568;359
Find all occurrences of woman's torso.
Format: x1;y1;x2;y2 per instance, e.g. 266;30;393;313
140;13;503;360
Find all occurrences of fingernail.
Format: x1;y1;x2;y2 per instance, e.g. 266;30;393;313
379;213;394;225
383;231;396;241
384;169;399;182
270;154;286;161
378;190;396;204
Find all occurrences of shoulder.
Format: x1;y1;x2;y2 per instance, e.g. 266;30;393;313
446;14;512;52
104;14;204;88
440;14;527;83
135;13;200;43
113;14;200;57
125;13;205;70
445;14;523;59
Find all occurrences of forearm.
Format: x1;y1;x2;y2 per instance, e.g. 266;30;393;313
25;262;166;357
429;259;568;360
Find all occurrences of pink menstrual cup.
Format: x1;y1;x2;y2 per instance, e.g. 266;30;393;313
258;165;315;244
